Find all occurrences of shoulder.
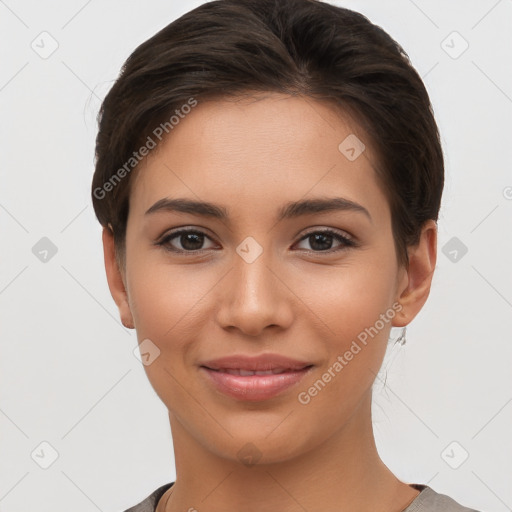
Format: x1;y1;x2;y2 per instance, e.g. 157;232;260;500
404;484;482;512
121;482;482;512
122;482;174;512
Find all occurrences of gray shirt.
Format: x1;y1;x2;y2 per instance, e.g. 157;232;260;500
123;482;482;511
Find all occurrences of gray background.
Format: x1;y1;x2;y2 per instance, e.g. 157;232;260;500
1;0;511;511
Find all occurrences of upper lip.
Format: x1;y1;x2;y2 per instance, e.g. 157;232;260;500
200;354;313;372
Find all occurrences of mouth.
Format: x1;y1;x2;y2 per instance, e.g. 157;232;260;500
203;366;312;375
199;364;314;401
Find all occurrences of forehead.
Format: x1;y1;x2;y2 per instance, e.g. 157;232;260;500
129;93;390;224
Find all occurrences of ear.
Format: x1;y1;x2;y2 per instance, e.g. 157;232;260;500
102;227;134;329
393;219;437;327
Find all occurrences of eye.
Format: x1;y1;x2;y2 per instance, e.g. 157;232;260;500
156;228;218;253
293;229;355;253
156;227;355;254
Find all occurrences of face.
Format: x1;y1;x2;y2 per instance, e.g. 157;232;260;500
105;93;431;465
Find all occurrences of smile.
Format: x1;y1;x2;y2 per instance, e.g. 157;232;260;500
200;365;314;401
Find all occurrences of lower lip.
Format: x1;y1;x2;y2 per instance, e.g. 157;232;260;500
200;366;313;401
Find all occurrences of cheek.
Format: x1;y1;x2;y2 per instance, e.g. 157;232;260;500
289;256;397;342
293;280;395;429
289;255;397;395
121;230;229;425
125;261;212;407
126;258;220;352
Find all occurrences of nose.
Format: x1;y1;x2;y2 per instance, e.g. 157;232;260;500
215;247;294;337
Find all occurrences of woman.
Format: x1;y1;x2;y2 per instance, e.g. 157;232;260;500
92;0;481;510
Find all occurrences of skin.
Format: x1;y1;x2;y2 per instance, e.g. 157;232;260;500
103;93;437;512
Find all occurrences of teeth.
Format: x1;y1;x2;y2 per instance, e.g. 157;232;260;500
223;368;288;376
241;369;262;376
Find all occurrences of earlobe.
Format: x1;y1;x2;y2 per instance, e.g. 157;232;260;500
102;227;135;329
392;220;438;328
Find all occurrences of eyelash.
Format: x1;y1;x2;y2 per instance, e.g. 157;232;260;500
155;227;356;254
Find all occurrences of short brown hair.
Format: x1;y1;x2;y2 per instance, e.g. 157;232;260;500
92;0;444;268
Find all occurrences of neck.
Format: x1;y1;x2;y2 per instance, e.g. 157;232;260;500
162;391;418;512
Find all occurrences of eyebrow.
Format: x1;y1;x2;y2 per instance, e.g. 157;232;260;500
145;196;372;223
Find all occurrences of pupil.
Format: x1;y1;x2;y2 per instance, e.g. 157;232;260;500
310;233;332;251
182;233;203;250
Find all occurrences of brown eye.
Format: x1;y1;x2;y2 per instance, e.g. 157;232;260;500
294;229;355;252
157;229;217;252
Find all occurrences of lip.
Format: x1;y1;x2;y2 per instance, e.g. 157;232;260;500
199;354;314;401
200;354;313;372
